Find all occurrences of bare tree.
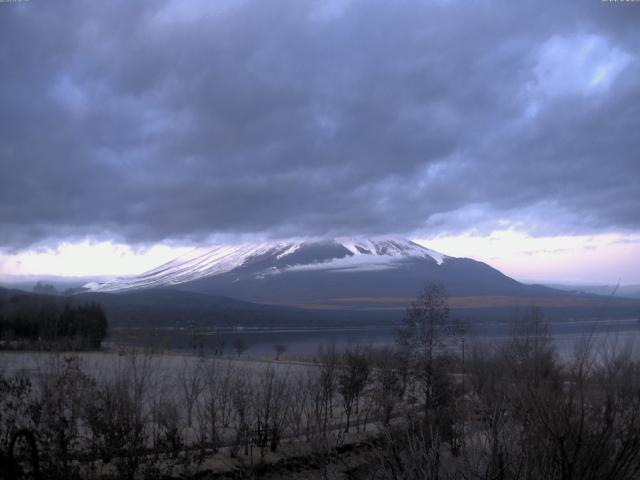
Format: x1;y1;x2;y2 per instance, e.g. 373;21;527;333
507;331;640;480
338;346;370;433
254;365;291;456
396;283;451;367
36;354;95;479
372;349;405;427
84;360;150;480
180;357;204;428
393;283;460;478
197;360;218;453
229;371;253;457
286;375;309;439
318;343;339;421
233;337;248;357
397;283;452;412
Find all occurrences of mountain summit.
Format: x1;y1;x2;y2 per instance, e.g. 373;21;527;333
85;237;447;293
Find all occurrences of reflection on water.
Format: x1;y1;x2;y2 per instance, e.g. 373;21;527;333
105;318;640;357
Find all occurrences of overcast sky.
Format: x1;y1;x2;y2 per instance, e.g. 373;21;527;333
1;0;639;283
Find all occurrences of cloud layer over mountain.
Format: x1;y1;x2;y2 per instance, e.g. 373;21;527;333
1;0;639;250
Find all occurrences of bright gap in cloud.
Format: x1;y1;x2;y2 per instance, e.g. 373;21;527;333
417;230;640;285
0;241;195;278
533;33;632;97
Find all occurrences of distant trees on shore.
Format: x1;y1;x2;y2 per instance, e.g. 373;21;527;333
0;293;108;349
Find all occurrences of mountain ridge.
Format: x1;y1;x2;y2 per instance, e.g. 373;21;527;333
85;237;448;293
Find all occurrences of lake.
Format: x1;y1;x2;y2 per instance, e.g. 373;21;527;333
105;317;640;358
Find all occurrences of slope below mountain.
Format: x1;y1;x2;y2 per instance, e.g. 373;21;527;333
177;255;562;309
74;289;373;327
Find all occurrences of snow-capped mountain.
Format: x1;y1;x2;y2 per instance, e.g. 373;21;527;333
78;237;637;321
85;236;562;310
85;238;447;293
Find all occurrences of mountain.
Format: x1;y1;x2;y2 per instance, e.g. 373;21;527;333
85;237;573;311
85;238;445;292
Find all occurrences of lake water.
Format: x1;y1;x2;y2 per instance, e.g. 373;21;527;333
105;318;640;358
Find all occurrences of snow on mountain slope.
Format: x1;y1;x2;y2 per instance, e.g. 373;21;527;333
84;238;448;293
338;238;445;264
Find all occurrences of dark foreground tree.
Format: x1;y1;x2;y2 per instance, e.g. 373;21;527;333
396;282;457;413
393;282;459;478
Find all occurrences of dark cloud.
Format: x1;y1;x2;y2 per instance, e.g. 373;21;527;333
1;0;639;250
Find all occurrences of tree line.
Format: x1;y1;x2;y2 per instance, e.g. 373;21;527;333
0;293;108;350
